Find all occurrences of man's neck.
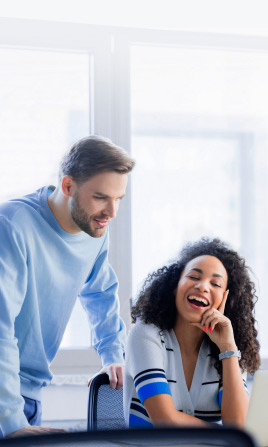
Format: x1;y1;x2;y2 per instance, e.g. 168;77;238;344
47;187;81;234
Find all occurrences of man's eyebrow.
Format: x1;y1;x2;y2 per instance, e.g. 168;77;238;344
190;268;224;279
94;192;125;199
94;192;109;198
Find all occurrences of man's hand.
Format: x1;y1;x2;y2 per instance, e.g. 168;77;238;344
88;363;124;390
7;425;66;437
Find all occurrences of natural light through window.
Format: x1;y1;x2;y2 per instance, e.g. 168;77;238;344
131;44;268;356
0;48;91;348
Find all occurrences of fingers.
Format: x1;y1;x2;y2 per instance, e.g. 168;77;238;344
115;365;124;390
107;364;124;390
201;308;229;332
218;289;229;314
200;289;229;332
204;316;219;332
88;364;124;390
87;371;99;387
107;365;117;389
202;311;218;331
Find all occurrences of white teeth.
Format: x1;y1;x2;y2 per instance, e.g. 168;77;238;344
188;296;209;306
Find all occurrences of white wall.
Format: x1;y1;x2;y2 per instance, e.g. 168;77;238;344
42;384;88;430
1;0;268;35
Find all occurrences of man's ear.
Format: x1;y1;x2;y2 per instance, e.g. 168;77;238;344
61;176;76;198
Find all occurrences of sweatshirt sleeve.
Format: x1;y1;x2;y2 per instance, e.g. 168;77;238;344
0;217;29;436
78;233;126;366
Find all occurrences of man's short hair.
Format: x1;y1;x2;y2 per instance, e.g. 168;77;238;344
59;135;135;184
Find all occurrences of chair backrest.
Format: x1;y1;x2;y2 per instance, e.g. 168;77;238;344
87;373;125;431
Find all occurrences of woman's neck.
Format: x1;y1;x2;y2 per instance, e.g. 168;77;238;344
173;317;204;355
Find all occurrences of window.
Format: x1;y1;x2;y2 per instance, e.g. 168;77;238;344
132;133;241;286
0;49;90;200
0;46;92;348
1;20;268;371
131;43;268;358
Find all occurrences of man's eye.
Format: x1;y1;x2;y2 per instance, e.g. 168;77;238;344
94;196;106;200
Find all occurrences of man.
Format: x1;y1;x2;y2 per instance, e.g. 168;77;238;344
0;135;135;437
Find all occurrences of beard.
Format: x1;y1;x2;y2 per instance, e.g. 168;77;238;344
70;192;106;238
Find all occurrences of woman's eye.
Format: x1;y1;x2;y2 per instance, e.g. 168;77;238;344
212;283;221;288
188;276;199;280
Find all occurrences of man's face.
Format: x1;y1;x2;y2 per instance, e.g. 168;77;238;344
70;171;128;237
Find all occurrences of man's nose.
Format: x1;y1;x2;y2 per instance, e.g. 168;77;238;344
105;200;118;219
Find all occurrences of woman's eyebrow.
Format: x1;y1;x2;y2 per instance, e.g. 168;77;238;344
190;268;224;279
190;268;202;274
212;273;224;279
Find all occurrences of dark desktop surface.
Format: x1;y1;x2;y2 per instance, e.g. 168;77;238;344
0;427;257;447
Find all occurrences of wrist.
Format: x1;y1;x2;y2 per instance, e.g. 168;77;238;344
219;350;241;361
218;343;238;353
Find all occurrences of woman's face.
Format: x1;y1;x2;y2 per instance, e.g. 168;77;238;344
175;255;228;324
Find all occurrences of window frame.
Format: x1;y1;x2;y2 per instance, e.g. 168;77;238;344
1;17;268;372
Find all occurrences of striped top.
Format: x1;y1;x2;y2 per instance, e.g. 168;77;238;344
123;321;247;427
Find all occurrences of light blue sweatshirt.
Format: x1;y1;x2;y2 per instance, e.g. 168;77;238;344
0;186;126;436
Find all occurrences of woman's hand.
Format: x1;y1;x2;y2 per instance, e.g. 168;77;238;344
191;290;237;351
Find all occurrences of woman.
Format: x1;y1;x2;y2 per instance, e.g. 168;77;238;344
124;238;260;428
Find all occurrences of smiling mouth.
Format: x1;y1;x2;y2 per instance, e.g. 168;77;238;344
187;295;209;308
94;219;109;227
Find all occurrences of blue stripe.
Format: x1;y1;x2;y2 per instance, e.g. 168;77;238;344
134;368;165;381
217;389;223;407
129;414;153;428
138;382;171;404
130;403;149;417
244;382;249;395
135;372;166;387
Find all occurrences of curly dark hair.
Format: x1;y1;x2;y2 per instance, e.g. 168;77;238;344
132;237;260;375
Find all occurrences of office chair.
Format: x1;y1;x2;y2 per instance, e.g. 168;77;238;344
87;373;125;431
0;426;257;447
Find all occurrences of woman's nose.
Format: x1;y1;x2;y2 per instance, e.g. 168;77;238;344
194;281;209;292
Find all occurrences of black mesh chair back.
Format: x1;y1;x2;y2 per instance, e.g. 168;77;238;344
87;373;125;431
